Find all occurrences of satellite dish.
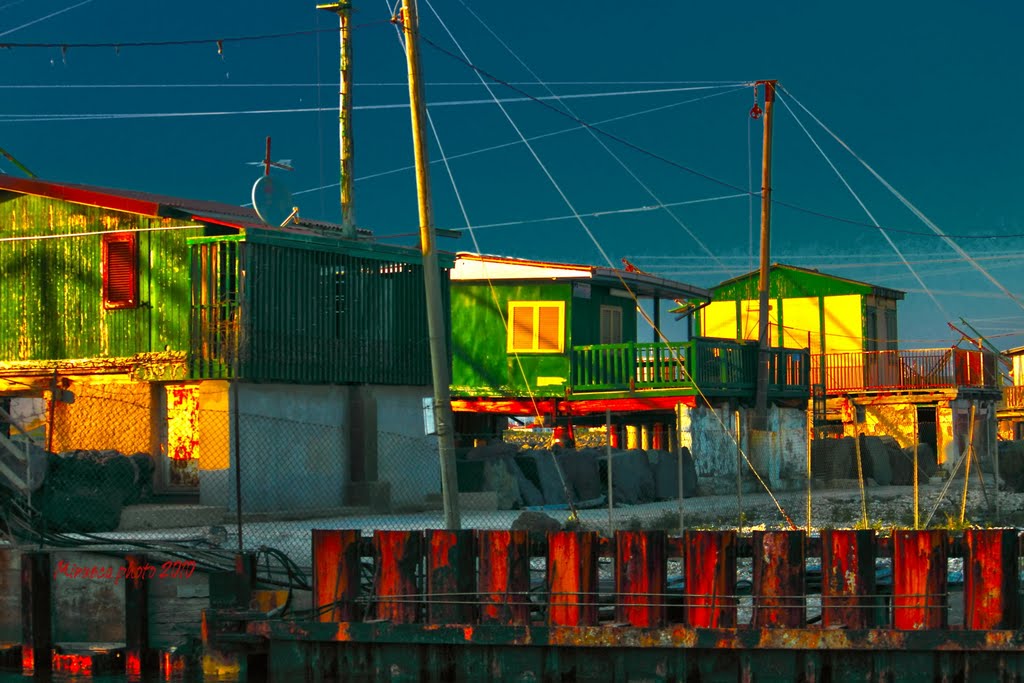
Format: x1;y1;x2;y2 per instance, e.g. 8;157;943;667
251;175;294;227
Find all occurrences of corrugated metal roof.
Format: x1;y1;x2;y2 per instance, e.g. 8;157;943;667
0;175;373;237
712;262;906;300
453;252;710;300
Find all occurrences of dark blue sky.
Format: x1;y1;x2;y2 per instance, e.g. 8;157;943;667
2;1;1023;350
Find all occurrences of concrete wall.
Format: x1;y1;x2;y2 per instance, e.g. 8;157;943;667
680;402;807;492
375;385;442;509
837;393;997;469
0;548;209;647
234;383;349;514
0;547;19;642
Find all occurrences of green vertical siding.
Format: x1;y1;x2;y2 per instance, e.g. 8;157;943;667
570;288;638;346
189;237;440;385
0;195;196;361
450;281;577;397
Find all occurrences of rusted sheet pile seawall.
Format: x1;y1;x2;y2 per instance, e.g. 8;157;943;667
214;528;1024;682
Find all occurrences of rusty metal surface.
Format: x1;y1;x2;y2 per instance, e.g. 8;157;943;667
426;529;475;625
249;619;1024;652
821;528;877;629
477;530;530;625
752;530;805;628
964;528;1020;630
547;531;599;626
373;530;423;624
683;530;737;628
312;529;361;623
893;530;948;630
614;530;666;627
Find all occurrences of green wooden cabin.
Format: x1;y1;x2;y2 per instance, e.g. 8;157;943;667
0;176;445;388
449;254;809;416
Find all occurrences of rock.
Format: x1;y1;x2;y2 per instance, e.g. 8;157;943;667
860;436;892;486
482;458;522;509
36;449;155;533
811;437;856;480
510;510;562;533
997;441;1024;492
647;448;697;499
514;451;567;505
603;449;657;505
557;448;603;502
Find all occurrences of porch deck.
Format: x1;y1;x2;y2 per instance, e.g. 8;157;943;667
811;348;999;395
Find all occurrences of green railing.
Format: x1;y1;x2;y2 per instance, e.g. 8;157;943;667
571;338;809;398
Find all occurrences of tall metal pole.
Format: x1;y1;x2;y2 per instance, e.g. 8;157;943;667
753;80;777;431
317;2;356;237
400;0;461;529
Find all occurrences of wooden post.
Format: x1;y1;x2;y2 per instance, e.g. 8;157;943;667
960;403;977;524
400;0;461;530
752;79;777;431
124;553;150;678
21;552;51;675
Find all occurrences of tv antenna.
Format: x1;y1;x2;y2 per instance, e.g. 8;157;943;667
250;136;298;227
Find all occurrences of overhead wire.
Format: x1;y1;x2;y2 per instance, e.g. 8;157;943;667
454;0;737;281
413;33;1024;243
0;0;93;39
426;4;793;526
0;20;392;48
292;87;746;198
416;0;585;518
0;85;743;123
387;0;544;424
371;193;748;239
779;85;1024;313
774;90;949;321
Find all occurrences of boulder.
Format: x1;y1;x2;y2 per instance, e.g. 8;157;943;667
514;451;568;505
511;510;562;533
557;448;603;502
37;450;155;533
811;437;856;480
647;448;697;499
860;436;892;486
997;440;1024;492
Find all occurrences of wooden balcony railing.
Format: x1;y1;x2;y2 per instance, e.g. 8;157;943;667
571;338;809;398
1001;385;1024;411
810;348;999;395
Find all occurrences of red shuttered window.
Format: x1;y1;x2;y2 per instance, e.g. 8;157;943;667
102;233;138;309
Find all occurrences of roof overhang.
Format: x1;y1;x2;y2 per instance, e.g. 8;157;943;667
452;253;710;301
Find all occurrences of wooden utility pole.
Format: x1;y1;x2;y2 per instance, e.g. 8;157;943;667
400;0;461;529
316;1;357;237
753;80;777;431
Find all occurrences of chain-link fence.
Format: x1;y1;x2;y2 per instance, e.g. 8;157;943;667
1;382;1019;578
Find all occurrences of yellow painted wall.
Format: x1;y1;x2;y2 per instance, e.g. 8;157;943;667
198;380;230;471
780;296;821;354
821;294;863;353
702;301;738;339
49;377;151;454
703;293;863;356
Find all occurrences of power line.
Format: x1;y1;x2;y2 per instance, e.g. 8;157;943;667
0;84;740;122
413;29;1024;242
0;79;751;89
0;21;391;49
